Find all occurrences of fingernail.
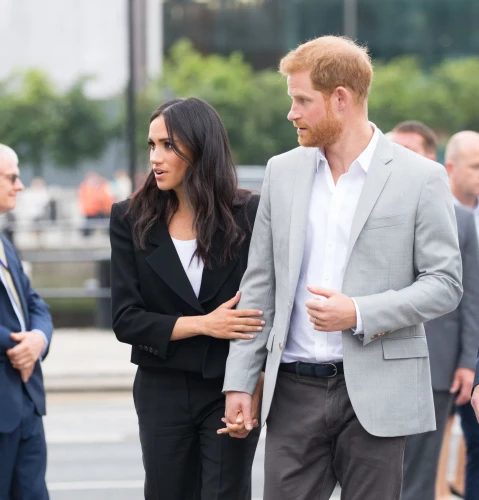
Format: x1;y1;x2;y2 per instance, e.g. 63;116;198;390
249;335;254;339
261;320;265;325
257;327;263;331
246;424;252;431
258;311;263;315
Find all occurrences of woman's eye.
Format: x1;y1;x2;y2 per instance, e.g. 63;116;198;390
148;143;155;151
164;141;173;150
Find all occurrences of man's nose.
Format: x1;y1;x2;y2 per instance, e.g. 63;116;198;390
287;105;300;122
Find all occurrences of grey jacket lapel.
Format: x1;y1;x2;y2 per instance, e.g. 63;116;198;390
288;147;317;296
346;132;394;263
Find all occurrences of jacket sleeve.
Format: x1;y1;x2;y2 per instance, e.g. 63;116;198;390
110;203;181;359
457;211;479;370
354;166;463;345
223;163;276;395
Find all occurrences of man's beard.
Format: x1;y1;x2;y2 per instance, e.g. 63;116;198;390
296;107;343;148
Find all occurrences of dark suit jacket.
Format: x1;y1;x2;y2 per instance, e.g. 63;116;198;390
427;205;479;391
110;195;259;379
0;234;53;433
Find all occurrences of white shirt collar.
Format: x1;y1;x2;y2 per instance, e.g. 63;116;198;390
453;196;479;214
316;122;379;173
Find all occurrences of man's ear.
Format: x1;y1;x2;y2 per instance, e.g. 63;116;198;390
445;161;454;177
333;86;350;111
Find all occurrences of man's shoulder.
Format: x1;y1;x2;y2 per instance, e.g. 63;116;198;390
268;146;315;169
390;142;445;180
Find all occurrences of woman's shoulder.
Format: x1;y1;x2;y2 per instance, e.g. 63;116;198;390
233;191;260;230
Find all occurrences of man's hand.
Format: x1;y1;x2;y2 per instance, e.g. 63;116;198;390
221;391;254;439
218;374;264;438
450;368;475;406
6;332;46;383
305;286;357;332
471;386;479;423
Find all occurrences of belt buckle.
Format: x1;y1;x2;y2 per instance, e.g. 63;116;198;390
322;363;338;378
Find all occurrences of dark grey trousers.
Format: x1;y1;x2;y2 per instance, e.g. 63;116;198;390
264;370;406;500
402;390;454;500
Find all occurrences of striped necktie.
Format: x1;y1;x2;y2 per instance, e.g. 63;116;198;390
0;238;26;324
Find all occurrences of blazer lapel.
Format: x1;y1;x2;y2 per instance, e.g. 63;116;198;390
345;133;393;264
145;221;205;313
198;230;239;305
1;237;29;325
288;148;317;296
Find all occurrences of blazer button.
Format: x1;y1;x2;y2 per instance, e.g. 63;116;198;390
139;345;143;350
154;350;158;355
278;343;283;350
149;347;153;353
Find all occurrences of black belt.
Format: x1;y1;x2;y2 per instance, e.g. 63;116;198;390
279;361;344;378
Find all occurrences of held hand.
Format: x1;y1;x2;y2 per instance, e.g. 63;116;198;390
218;373;264;438
471;386;479;423
7;332;46;372
201;291;264;340
450;368;475;406
305;286;357;332
221;391;254;439
19;364;35;383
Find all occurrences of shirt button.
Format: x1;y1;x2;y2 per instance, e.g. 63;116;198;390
278;343;284;350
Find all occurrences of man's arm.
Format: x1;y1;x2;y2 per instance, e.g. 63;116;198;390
223;160;276;396
354;166;463;345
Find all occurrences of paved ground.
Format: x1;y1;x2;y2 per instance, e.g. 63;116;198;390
41;328;461;499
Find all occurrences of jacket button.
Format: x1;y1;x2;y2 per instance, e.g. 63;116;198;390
139;345;143;350
149;347;153;353
154;350;158;355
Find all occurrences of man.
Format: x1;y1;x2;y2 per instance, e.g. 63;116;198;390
0;144;53;499
222;36;463;500
446;131;479;500
390;121;479;500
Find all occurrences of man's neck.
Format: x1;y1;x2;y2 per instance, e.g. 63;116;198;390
452;188;478;210
324;119;374;182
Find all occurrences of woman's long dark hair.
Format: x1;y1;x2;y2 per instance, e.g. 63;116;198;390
127;98;251;268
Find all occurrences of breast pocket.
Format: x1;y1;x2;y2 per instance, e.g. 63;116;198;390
364;214;406;231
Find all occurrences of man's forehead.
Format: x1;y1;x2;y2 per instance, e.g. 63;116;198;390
0;156;19;174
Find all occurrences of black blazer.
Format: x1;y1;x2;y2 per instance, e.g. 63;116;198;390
110;195;259;379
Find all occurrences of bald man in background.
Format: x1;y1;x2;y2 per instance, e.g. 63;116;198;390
390;122;479;500
446;131;479;500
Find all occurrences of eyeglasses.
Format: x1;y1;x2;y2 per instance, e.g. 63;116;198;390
0;173;21;185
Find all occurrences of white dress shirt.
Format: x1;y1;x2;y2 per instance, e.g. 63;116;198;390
453;197;479;244
283;125;379;364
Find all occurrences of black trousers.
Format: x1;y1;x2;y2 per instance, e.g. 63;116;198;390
133;367;259;500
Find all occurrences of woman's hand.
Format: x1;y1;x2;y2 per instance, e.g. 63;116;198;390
199;291;264;340
217;372;265;438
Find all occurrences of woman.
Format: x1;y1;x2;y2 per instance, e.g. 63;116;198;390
110;98;263;500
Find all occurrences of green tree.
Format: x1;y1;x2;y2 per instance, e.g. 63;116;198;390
0;70;115;174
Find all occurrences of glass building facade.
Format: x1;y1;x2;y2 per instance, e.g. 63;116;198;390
163;0;479;68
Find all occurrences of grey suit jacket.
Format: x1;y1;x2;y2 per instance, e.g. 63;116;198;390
223;131;463;438
427;205;479;391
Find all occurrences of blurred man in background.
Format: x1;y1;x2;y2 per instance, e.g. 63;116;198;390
0;144;53;500
391;122;479;500
446;131;479;500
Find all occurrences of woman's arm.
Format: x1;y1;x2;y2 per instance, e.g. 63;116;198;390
110;203;264;358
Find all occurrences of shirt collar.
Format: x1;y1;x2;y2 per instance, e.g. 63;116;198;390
453;196;479;214
316;122;379;173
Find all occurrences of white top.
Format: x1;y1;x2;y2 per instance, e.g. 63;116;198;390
283;124;380;364
453;197;479;244
171;237;204;298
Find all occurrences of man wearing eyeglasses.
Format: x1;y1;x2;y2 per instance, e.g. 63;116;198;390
0;144;53;500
